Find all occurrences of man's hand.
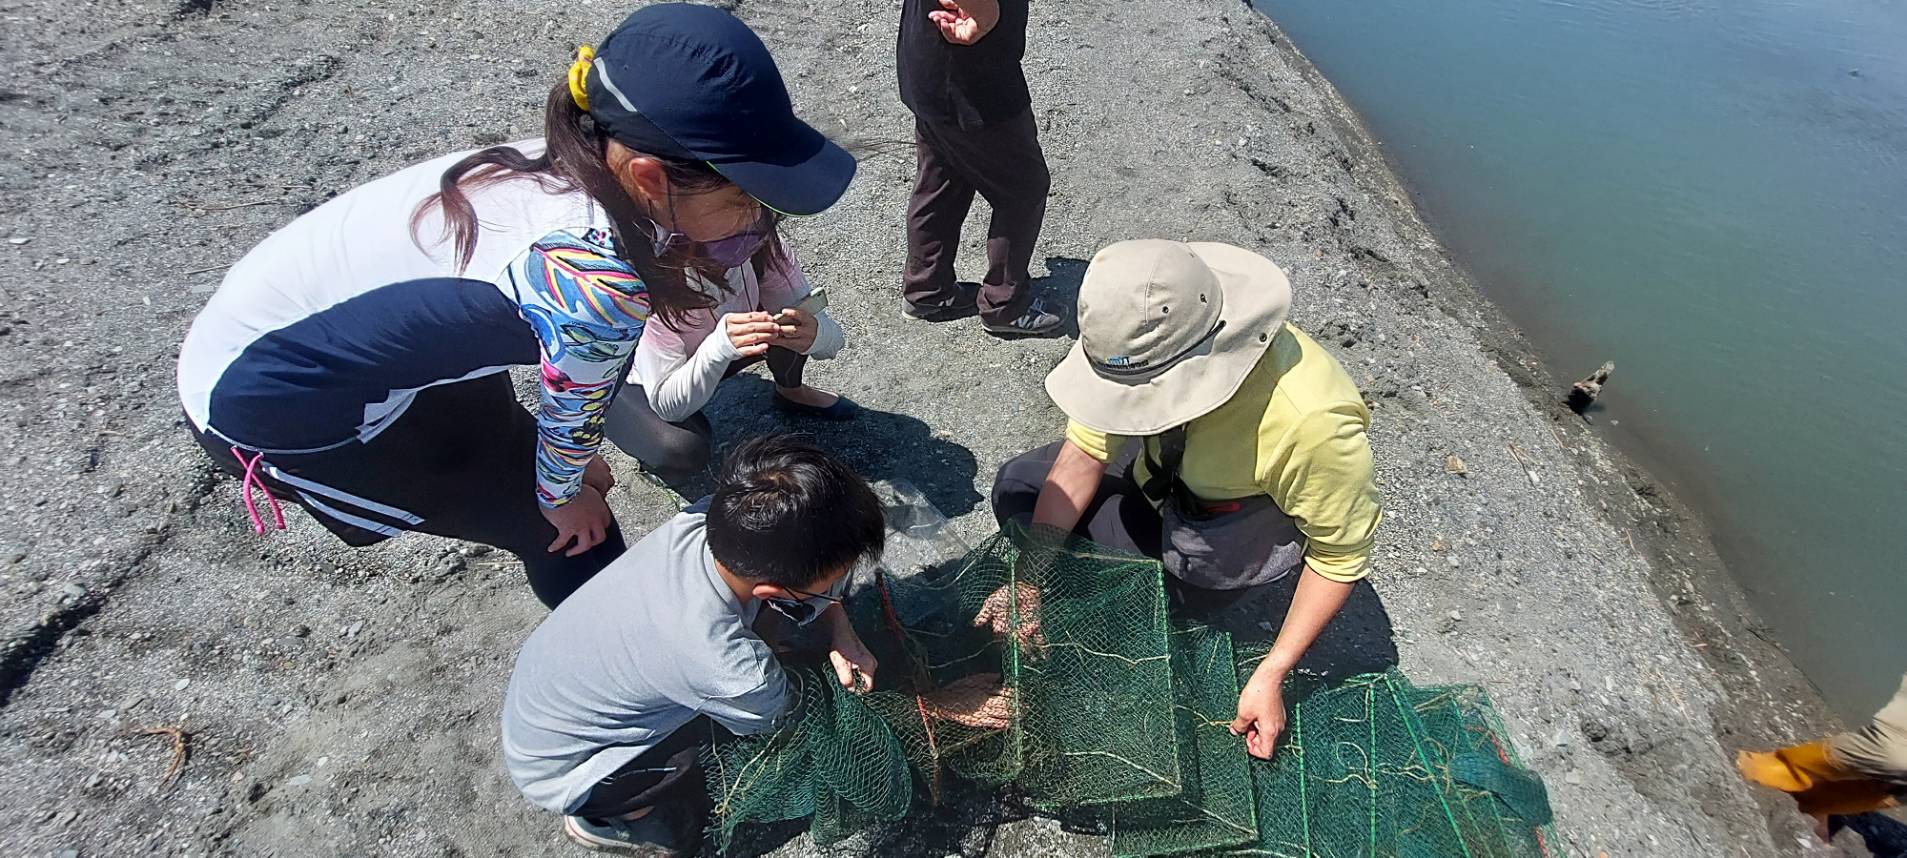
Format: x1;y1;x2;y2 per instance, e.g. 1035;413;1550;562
828;624;879;693
972;581;1047;661
928;0;1000;45
924;674;1015;730
1229;665;1289;760
542;485;614;557
772;307;820;354
582;454;616;495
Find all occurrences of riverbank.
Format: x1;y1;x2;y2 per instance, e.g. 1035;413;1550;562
0;0;1844;854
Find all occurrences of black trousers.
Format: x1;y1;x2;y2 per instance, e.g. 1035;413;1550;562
569;719;711;821
190;372;626;608
990;441;1162;558
603;347;805;494
904;109;1051;325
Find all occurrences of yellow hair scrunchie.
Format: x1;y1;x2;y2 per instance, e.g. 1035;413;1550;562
567;45;595;113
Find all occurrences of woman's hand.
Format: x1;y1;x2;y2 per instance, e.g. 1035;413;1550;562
582;454;616;495
542;485;614;557
828;623;879;693
1229;663;1289;760
772;307;819;354
723;311;781;358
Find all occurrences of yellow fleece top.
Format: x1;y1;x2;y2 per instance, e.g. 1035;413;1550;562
1065;324;1381;583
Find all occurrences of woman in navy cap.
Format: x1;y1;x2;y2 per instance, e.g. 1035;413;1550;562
175;4;855;608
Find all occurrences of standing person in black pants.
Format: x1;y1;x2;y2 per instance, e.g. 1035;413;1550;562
898;0;1063;337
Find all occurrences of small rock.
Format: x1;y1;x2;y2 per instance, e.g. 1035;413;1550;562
290;624;311;638
6;237;28;246
56;850;77;858
287;774;312;787
173;678;190;691
60;583;87;600
1448;610;1462;622
1564;771;1583;785
316;756;329;768
459;545;493;558
345;621;364;639
1444;454;1468;475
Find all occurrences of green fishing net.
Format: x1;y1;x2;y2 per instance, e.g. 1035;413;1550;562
702;492;1563;857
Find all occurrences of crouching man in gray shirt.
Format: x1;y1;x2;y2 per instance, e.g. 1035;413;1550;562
500;435;891;855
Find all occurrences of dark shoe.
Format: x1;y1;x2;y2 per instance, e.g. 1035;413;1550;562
903;281;981;322
773;390;862;421
981;298;1065;339
563;804;700;856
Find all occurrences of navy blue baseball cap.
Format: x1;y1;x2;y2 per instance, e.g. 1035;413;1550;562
580;3;855;216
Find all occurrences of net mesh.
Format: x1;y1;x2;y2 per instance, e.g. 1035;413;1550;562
703;510;1564;858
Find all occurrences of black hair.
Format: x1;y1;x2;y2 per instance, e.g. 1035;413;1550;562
705;435;885;589
410;81;785;331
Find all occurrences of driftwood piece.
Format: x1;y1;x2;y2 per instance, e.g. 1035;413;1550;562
1567;361;1614;416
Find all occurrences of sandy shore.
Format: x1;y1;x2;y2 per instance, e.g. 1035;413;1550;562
0;0;1849;854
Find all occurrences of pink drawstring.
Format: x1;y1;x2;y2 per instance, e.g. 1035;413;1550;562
231;446;287;535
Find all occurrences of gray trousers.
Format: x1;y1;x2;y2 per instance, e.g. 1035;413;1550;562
1832;673;1907;783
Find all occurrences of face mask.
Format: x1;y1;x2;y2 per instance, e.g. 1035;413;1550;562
764;573;849;627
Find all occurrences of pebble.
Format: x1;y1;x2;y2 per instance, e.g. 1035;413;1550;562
60;582;87;600
316;756;329;768
1448;610;1462;622
345;621;363;639
7;237;28;246
290;624;311;638
173;678;190;691
287;774;312;787
1564;770;1583;785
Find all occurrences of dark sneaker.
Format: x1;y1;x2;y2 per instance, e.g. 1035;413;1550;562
981;299;1065;339
773;391;863;421
563;804;700;856
902;281;981;322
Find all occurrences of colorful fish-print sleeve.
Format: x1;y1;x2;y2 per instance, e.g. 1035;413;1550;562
508;229;649;509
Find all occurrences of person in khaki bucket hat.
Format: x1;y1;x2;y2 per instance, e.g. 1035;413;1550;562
991;239;1383;762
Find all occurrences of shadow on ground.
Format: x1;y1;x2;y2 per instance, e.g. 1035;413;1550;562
1173;574;1401;682
706;375;984;518
1034;255;1088;339
1836;813;1907;858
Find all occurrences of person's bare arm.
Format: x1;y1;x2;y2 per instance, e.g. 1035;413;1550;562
1031;438;1104;534
1229;567;1355;759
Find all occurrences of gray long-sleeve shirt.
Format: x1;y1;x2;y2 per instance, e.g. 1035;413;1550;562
500;511;790;813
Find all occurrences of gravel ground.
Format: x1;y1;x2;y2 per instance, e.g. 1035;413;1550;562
0;0;1859;855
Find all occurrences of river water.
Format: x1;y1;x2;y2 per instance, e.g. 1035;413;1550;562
1249;0;1907;718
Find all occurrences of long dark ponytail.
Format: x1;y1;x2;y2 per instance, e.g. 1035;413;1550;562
412;81;783;331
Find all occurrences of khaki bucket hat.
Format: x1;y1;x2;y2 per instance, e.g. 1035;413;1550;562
1045;240;1291;436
